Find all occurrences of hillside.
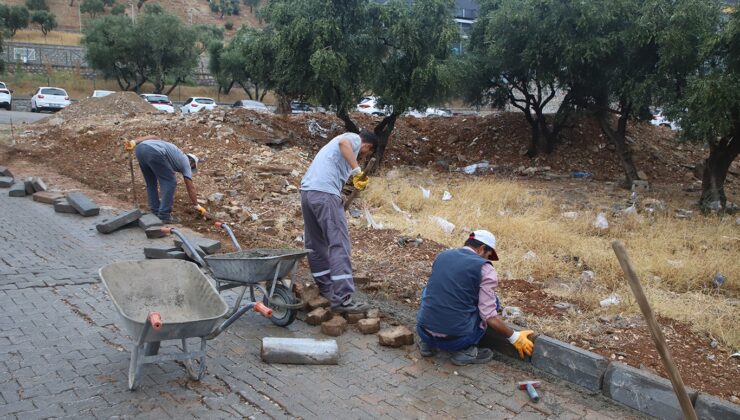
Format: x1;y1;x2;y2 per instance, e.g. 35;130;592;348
3;0;262;35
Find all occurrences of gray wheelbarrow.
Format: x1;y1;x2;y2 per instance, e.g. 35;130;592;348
99;259;273;390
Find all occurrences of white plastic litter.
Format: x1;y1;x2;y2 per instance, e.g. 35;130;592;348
561;211;579;220
503;307;523;318
442;191;452;201
364;208;383;229
420;187;431;199
430;216;455;234
580;270;595;282
599;295;620;307
462;160;489;175
594;213;609;230
523;250;537;261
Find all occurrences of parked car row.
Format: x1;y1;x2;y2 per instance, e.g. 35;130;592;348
0;82;12;110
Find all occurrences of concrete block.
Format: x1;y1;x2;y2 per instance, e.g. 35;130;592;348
0;165;13;177
320;316;347;337
357;318;380;334
261;337;339;365
145;227;167;239
343;312;365;324
694;393;740;420
307;296;330;310
138;213;163;229
174;236;222;255
96;209;142;234
0;177;13;187
305;308;332;326
30;177;47;192
66;192;100;217
531;335;608;392
24;178;34;194
32;191;64;205
8;182;26;197
144;247;188;260
54;198;77;214
378;326;414;347
602;362;697;419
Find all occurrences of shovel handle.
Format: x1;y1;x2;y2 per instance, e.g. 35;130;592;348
148;312;162;330
254;302;273;318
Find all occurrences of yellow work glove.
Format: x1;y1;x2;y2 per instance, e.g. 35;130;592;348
195;205;207;216
508;330;535;359
352;172;369;191
124;140;136;151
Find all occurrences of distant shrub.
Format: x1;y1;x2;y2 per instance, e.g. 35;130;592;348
224;20;233;30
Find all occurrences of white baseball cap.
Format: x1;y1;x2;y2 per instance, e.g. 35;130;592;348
186;154;199;173
469;229;499;260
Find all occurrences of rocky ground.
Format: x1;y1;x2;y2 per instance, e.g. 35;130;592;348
3;92;738;401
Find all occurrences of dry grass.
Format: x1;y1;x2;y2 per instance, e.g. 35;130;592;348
363;168;740;347
9;29;82;46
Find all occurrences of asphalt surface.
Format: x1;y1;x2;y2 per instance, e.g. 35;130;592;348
0;110;49;125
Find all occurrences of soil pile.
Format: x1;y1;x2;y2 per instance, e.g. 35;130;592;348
56;92;156;120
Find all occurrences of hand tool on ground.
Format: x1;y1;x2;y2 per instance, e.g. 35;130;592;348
344;157;376;211
517;381;541;403
612;241;697;420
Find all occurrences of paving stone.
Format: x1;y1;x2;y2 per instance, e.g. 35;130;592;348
357;318;380;334
343;312;365;324
66;192;100;217
602;362;697;419
378;326;414;347
0;165;13;177
144;246;188;260
0;177;13;188
138;213;163;229
53;198;77;214
30;177;47;192
8;183;26;197
307;296;330;310
531;335;608;392
261;337;339;365
321;316;348;337
174;236;222;255
305;307;332;326
24;178;34;194
96;209;142;234
145;226;167;239
32;191;64;205
694;393;740;420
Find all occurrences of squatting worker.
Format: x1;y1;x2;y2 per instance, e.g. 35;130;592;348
123;135;206;224
416;230;535;366
300;129;378;313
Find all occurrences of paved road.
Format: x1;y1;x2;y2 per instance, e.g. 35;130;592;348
0;179;645;419
0;110;48;125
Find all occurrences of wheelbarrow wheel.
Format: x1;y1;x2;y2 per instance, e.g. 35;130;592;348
182;338;207;381
264;283;297;327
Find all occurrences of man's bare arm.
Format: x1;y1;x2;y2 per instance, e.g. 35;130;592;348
339;137;360;170
486;316;514;338
183;178;199;206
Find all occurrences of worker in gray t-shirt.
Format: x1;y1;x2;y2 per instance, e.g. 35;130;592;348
300;130;377;313
124;135;206;223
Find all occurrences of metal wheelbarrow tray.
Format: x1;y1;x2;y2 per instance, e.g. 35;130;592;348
204;248;310;283
99;259;229;390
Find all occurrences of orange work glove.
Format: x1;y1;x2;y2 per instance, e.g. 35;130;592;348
508;330;535;359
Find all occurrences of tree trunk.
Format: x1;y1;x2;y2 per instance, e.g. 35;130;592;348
597;111;639;187
336;109;359;134
700;135;740;210
274;92;291;114
372;113;398;171
164;77;182;96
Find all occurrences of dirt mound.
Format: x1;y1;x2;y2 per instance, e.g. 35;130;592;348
55;92;156;120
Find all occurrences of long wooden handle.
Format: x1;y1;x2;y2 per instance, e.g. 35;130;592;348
611;241;697;420
344;157;376;211
128;150;137;206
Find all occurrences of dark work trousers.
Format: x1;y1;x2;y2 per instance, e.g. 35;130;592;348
135;143;177;220
300;190;355;307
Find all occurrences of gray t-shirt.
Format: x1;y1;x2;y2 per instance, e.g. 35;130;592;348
141;139;193;180
300;133;361;196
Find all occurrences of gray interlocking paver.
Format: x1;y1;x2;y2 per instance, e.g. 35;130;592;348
0;190;647;419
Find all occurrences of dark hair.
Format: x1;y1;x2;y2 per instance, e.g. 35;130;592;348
464;237;492;253
359;129;378;149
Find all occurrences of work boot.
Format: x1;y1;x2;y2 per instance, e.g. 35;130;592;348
451;346;494;366
418;339;438;357
332;296;370;314
159;214;181;224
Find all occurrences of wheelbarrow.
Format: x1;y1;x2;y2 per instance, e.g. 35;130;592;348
99;259;273;390
165;224;309;327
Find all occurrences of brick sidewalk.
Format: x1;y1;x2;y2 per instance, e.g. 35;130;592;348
0;192;646;419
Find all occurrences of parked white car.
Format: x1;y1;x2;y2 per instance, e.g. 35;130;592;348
232;99;269;113
356;96;391;116
650;108;681;131
31;87;71;113
140;94;175;113
181;97;217;113
406;107;452;118
0;82;12;110
91;90;115;98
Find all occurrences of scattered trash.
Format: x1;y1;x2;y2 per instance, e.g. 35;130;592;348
580;270;595;282
571;170;593;178
364;208;383;229
561;211;578;220
553;302;573;310
710;339;719;349
666;259;685;268
420;186;431;199
504;271;513;281
523;250;537;261
442;191;452;201
622;205;638;216
349;208;362;218
503;306;523;319
706;354;716;362
526;275;535;283
712;272;726;288
599;294;620;307
462;160;490;175
593;213;609;230
250;213;259;221
307;119;329;138
295;235;303;243
430;216;455;234
731;352;740;359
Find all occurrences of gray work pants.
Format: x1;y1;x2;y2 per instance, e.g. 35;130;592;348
301;190;355;307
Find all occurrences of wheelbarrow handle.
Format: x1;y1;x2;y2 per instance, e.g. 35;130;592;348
254;301;273;318
148;312;162;330
214;221;242;251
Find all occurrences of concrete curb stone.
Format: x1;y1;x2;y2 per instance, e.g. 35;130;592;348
145;226;167;239
144;247;188;260
0;165;13;177
66;192;100;216
96;209;142;234
174;236;221;255
9;182;26;197
30;177;47;192
138;213;163;229
694;393;740;420
531;335;608;392
602;362;697;419
24;178;34;194
32;191;64;204
53;198;77;213
0;176;14;187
